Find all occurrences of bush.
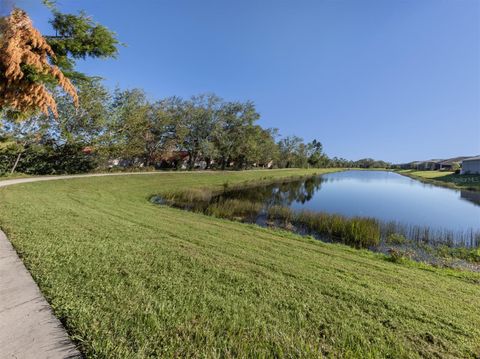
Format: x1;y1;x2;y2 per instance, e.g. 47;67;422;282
0;141;97;175
386;248;411;264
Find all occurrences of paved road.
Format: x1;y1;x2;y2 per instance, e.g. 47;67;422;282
0;172;169;359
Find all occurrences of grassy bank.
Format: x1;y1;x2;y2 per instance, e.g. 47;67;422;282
397;170;480;191
0;169;479;358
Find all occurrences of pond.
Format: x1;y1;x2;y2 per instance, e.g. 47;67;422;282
218;170;480;246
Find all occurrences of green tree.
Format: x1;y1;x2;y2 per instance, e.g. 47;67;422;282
278;136;304;168
107;89;150;165
306;139;328;167
53;79;110;145
214;101;259;169
178;94;222;170
144;98;183;167
235;126;278;169
46;11;119;80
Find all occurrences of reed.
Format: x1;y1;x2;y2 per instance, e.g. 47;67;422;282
205;199;263;220
162;187;215;204
293;210;381;248
267;205;295;225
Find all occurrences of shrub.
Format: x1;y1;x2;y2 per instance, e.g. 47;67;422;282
0;141;97;175
386;248;411;264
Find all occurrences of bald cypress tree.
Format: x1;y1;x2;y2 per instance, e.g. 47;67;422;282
0;9;78;118
0;3;119;119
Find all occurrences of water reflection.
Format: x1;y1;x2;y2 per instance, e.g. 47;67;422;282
217;170;480;237
461;191;480;206
222;176;325;207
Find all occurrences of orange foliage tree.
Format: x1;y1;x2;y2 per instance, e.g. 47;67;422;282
0;8;78;118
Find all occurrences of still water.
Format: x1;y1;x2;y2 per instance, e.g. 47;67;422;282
221;170;480;236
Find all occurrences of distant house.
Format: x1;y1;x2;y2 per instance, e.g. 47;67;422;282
438;157;470;171
396;156;475;171
461;156;480;175
416;160;442;171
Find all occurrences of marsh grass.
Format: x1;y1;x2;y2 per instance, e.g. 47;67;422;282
162;187;215;204
381;221;480;248
267;205;295;225
206;199;263;221
268;208;381;249
434;246;480;264
385;233;408;245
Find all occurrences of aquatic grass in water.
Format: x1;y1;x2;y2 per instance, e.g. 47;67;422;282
206;199;263;221
268;208;381;249
380;221;480;248
267;205;295;225
162;187;215;204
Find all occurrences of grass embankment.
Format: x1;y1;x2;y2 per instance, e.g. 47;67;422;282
0;169;479;358
397;170;480;191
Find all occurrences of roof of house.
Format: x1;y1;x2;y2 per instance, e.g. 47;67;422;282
439;156;472;165
462;156;480;162
397;156;480;166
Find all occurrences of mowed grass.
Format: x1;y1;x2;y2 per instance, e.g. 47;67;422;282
0;169;479;358
397;170;480;191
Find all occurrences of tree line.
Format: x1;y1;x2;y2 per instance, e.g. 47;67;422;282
0;5;390;175
0;78;390;175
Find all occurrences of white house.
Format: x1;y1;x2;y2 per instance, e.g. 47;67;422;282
461;156;480;174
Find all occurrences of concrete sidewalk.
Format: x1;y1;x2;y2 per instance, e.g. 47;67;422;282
0;231;81;358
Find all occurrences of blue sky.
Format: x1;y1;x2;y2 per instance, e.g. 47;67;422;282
18;0;480;163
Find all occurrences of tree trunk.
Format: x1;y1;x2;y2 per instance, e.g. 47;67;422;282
10;151;22;174
188;152;195;170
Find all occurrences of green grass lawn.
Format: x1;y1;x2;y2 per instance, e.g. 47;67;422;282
0;169;479;358
397;170;480;191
